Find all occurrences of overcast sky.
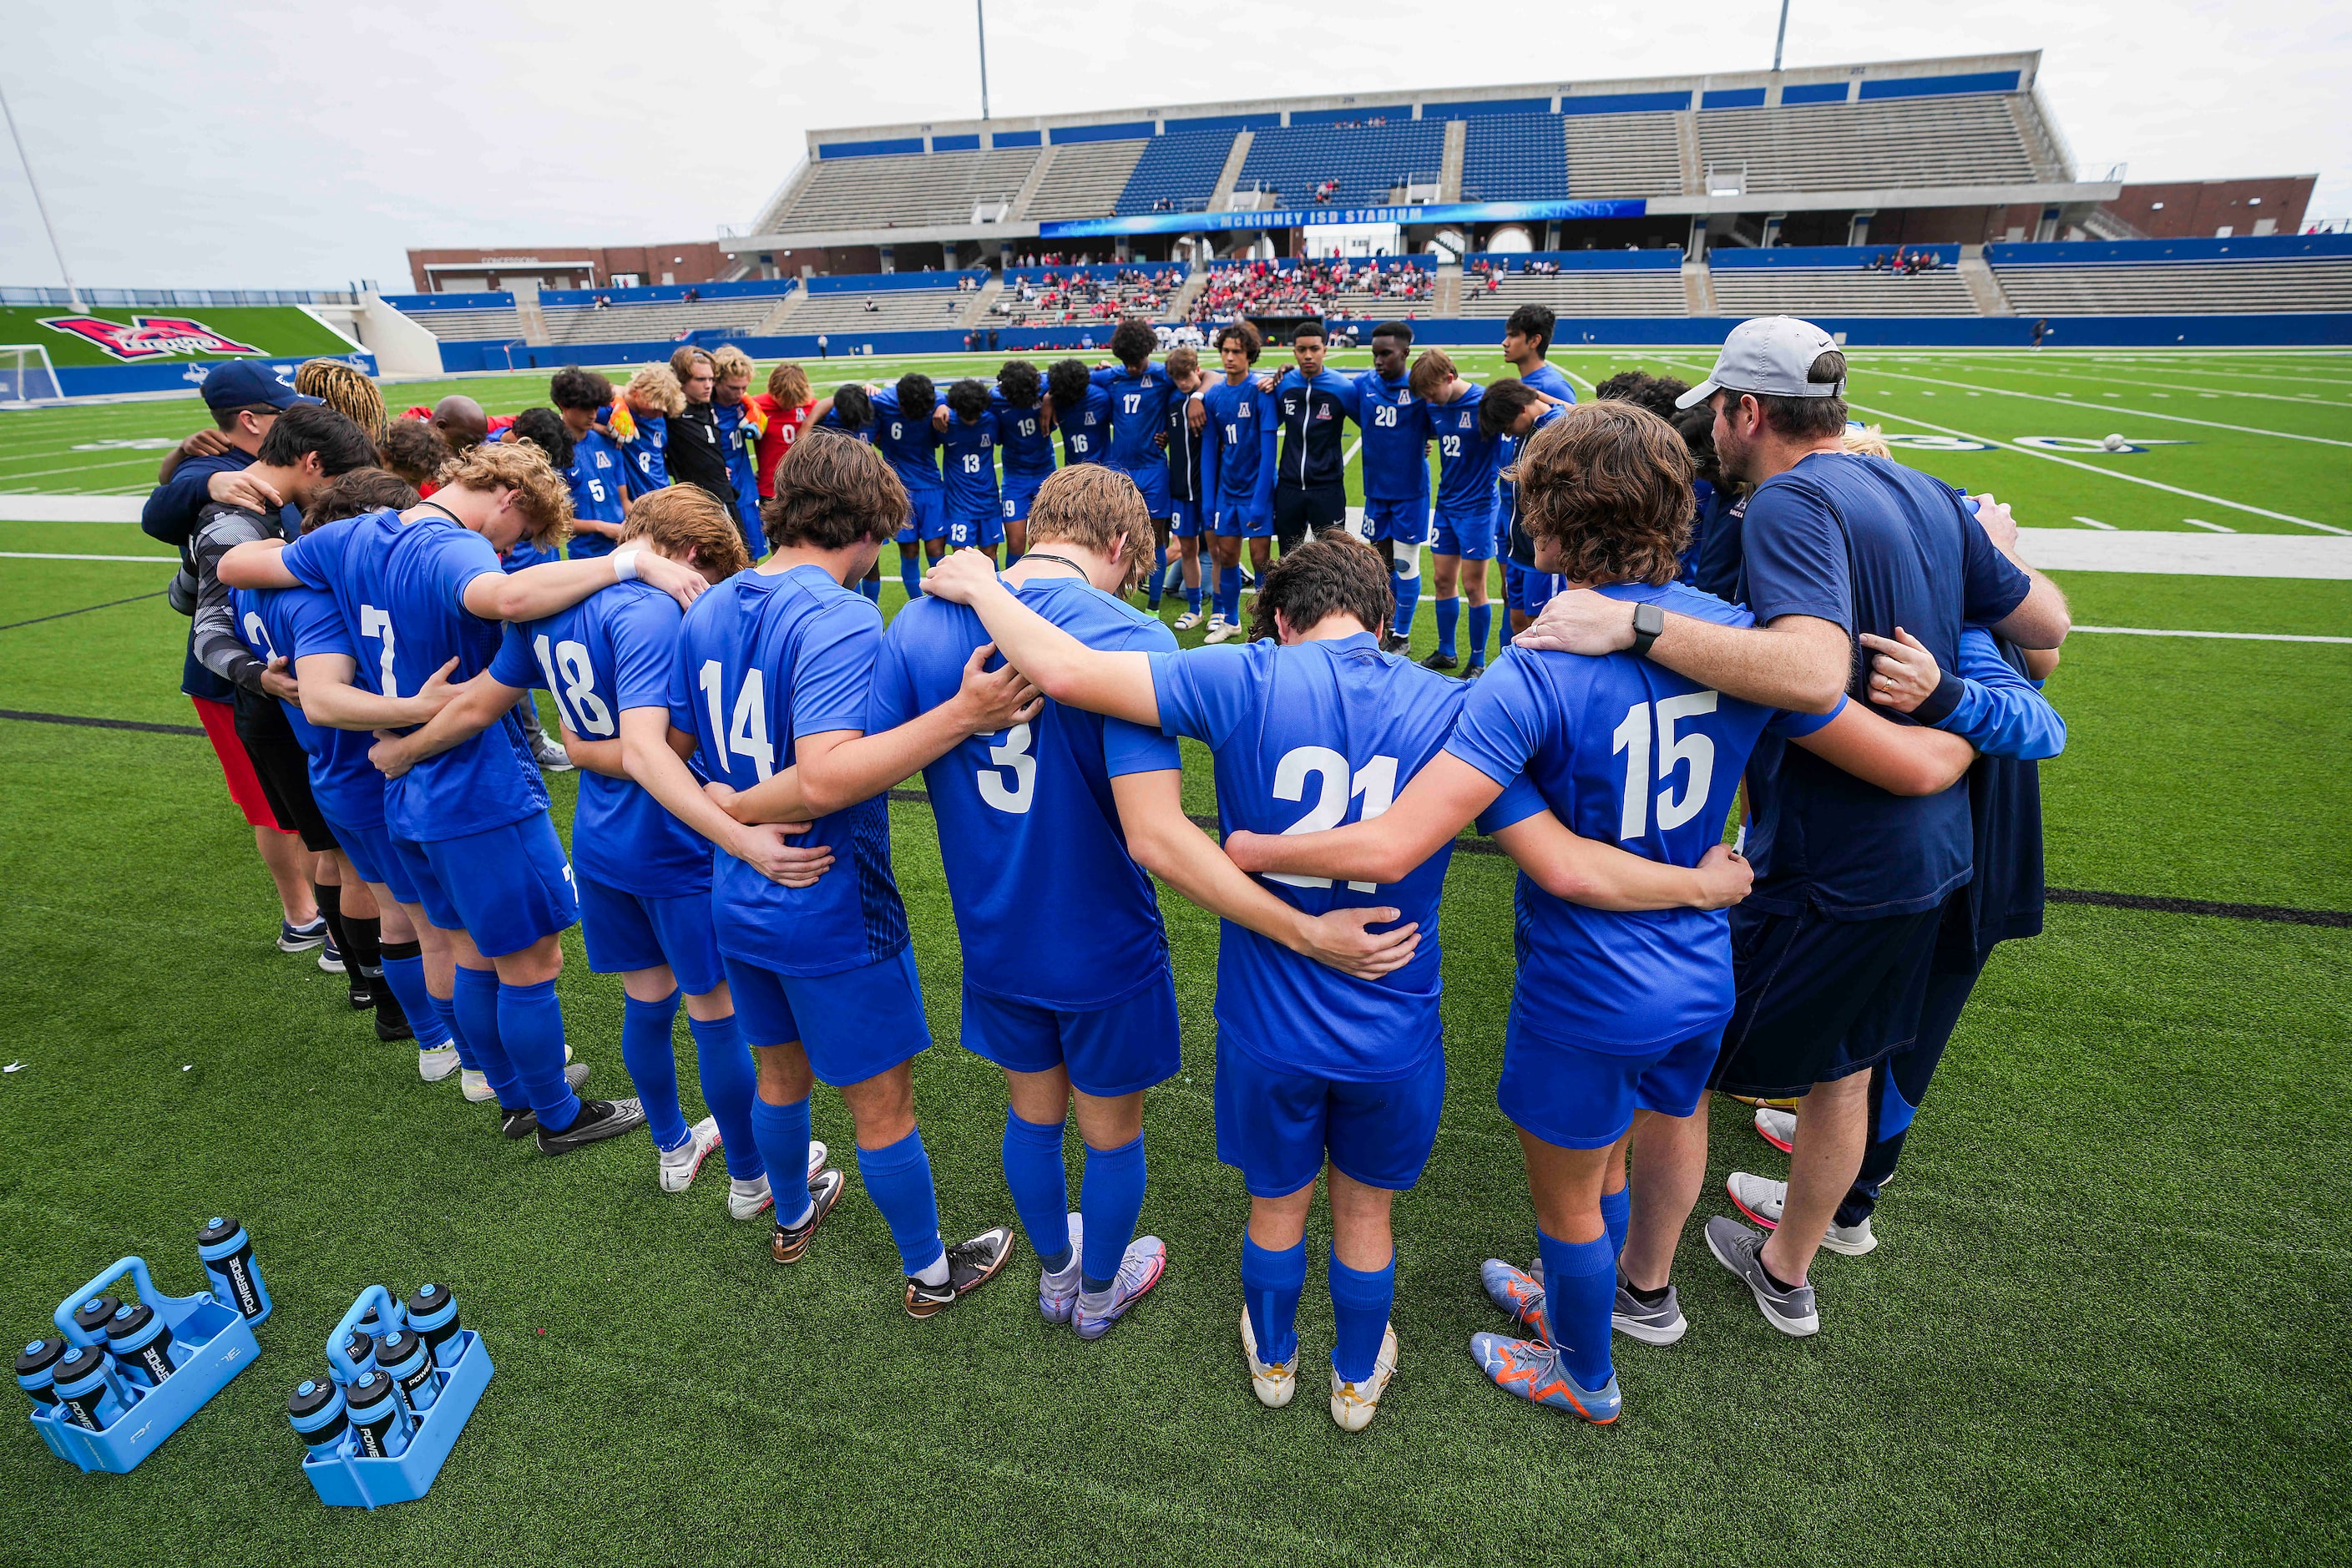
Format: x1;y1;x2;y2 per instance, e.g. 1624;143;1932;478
2;0;2343;290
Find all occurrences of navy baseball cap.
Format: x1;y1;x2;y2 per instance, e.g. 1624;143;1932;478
200;361;322;412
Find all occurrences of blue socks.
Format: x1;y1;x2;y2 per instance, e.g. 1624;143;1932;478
1433;594;1459;659
1329;1249;1397;1384
1186;579;1203;615
1391;559;1419;639
620;992;686;1151
856;1127;945;1277
1002;1110;1072;1272
689;1015;761;1181
428;992;476;1071
1216;564;1242;625
1537;1227;1616;1392
859;576;881;604
1079;1135;1146;1293
1600;1186;1631;1258
1241;1235;1306;1368
751;1096;812;1223
1466;602;1493;668
898;548;920;600
451;966;518;1105
498;977;578;1132
1147;544;1168;607
377;945;448;1050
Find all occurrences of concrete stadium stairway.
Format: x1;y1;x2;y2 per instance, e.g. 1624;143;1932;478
752;290;804;334
1958;246;2015;316
957;276;1003;328
1164;269;1210;321
1433;263;1462;316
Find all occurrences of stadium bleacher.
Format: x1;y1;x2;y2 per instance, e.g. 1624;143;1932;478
1456;252;1689;318
1459;114;1571;203
384;295;526;341
1696;95;2042;193
1987;237;2352;315
537;293;782;346
1115;130;1241;216
1235;118;1449;210
766;146;1041;231
994;264;1187;327
1562;113;1687;198
1027;140;1151;221
1709;245;1976;317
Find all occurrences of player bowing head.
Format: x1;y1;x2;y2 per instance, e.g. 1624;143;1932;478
1245;527;1391;645
619;483;752;583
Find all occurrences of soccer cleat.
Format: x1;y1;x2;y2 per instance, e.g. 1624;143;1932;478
1039;1213;1084;1325
1725;1173;1875;1255
1470;1332;1621;1424
1328;1322;1399;1432
496;1063;595;1137
531;737;575;773
1381;632;1412;655
1463;662;1486;680
1202;617;1241;645
658;1116;722;1192
1479;1257;1553;1344
1753;1105;1797;1153
1173;609;1206;631
417;1045;460;1083
374;1009;414;1044
461;1069;493;1102
317;934;345;975
536;1096;648;1156
904;1227;1017;1318
1073;1235;1167;1340
1705;1216;1819;1337
1419;649;1459;672
1239;1306;1297;1409
1611;1272;1688;1346
771;1167;847;1263
728;1176;772;1221
279;916;326;953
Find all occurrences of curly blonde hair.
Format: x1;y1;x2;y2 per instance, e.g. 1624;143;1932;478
622;363;686;417
295;359;387;442
711;345;756;387
439;439;574;550
620;486;751;580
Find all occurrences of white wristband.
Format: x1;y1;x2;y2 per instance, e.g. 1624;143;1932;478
611;548;642;582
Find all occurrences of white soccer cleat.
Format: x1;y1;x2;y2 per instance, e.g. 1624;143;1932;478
659;1116;722;1193
1203;617;1241;645
1328;1323;1400;1432
727;1176;774;1222
460;1069;493;1102
1753;1105;1797;1153
1240;1306;1297;1409
1173;609;1206;631
417;1045;459;1083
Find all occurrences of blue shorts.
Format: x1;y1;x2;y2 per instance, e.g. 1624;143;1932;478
1213;1034;1445;1198
333;816;416;906
1363;498;1430;547
393;812;578;958
1212;501;1272;540
961;969;1181;1097
946;503;1004;551
578;875;725;995
723;945;932;1087
1499;1009;1726;1150
1712;903;1944;1098
896;489;947;545
1002;478;1044;524
1505;561;1565;618
1169;498;1204;539
1432;499;1498;560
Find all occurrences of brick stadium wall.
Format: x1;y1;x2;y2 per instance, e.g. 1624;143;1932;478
2103;178;2317;240
405;242;733;293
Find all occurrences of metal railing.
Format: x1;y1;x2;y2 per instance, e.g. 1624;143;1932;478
0;286;361;308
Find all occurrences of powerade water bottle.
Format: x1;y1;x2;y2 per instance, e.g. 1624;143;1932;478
376;1328;439;1415
16;1337;67;1411
286;1378;349;1459
51;1345;133;1432
196;1217;271;1322
340;1331;378;1383
406;1284;463;1370
70;1294;121;1340
344;1369;411;1459
104;1302;181;1387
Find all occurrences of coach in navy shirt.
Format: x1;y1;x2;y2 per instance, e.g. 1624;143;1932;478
1517;316;2069;1338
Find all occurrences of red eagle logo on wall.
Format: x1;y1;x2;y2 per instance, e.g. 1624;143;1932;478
38;316;266;362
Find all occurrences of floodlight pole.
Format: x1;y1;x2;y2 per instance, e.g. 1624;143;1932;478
1772;0;1791;73
976;0;991;120
0;76;81;311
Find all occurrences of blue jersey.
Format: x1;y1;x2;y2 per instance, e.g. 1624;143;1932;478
1429;385;1501;513
1521;362;1578;405
870;388;943;493
814;405;873;443
940;411;1002;518
281;510;548;843
1200;377;1277;518
230;583;384;832
616;409;668;493
869;578;1179;1009
1454;582;1834;1054
1055;382;1111;466
491;582;709;898
564;427;630;559
991;392;1056;488
1150;633;1463;1081
712;401;764;538
1092;364;1176;513
1272;369;1361;490
667;563;906;977
1354;372;1432;504
1500;402;1566;566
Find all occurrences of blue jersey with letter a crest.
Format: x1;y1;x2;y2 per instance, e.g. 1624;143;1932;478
941;410;1002;517
564;426;630;559
1354;371;1431;504
1056;382;1111;466
992;392;1056;485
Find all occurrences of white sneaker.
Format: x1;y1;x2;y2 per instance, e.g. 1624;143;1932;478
725;1140;829;1220
1726;1171;1879;1256
1328;1322;1399;1432
1754;1105;1797;1152
1173;609;1205;631
417;1045;460;1083
1203;617;1241;644
460;1069;493;1102
1240;1306;1297;1409
659;1116;721;1192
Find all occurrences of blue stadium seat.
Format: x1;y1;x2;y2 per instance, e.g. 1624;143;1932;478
1115;131;1241;216
1236;119;1448;210
1459;113;1568;202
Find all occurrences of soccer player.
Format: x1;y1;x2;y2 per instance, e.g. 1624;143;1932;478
1498;303;1577;634
939;377;1004;558
749;362;846;503
1411;349;1501;676
398;396;493;454
1161;346;1209;627
1353;321;1434;654
921;534;1458;1430
1267;322;1359;554
219;441;709;1152
1483;378;1567;657
670;430;1034;1314
991;360;1055;564
1090;319;1181;609
1044;358;1110;468
612;364;684;496
871;372;948;598
665;352;737;516
1196;322;1277;644
710;346;767;546
549;367;631;560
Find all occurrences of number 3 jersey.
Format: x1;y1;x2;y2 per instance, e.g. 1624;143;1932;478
1449;581;1837;1054
868;578;1180;1012
490;582;708;898
668;562;906;978
1150;633;1464;1083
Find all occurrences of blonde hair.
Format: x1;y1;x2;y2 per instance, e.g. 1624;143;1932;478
439;439;574;550
1025;465;1153;592
622;364;686;417
295;359;386;442
620;486;751;579
1841;424;1891;459
711;345;756;386
766;361;811;407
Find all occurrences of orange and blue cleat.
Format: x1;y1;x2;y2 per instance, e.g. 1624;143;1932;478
1470;1333;1621;1424
1479;1257;1552;1345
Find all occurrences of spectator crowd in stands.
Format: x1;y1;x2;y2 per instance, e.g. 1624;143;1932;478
995;266;1185;326
1186;257;1431;322
1864;246;1946;274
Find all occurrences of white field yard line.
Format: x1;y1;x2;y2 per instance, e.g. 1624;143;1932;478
0;551;178;562
1930;361;2352;411
1854;365;2352;448
0;458;171;485
2074;625;2352;645
2073;516;2118;529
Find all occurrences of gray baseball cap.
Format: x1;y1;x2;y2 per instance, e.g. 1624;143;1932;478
1675;316;1844;408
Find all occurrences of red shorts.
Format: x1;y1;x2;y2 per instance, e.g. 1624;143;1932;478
191;695;281;831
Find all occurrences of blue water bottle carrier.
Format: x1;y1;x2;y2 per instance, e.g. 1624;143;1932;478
28;1257;260;1474
296;1283;491;1509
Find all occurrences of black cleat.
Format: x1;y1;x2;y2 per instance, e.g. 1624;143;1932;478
373;1012;414;1044
1381;633;1413;655
904;1226;1017;1319
536;1096;648;1156
1419;650;1459;672
498;1063;593;1137
1463;662;1487;680
347;972;378;1010
771;1167;847;1264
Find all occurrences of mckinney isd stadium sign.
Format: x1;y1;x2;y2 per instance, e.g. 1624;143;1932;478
1039;198;1646;240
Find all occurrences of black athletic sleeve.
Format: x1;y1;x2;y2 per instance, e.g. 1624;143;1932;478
189;505;272;695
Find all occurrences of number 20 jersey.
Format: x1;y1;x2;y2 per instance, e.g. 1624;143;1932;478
870;578;1179;1011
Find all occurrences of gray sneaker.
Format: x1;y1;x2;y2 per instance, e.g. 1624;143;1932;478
1705;1216;1819;1338
1611;1272;1687;1346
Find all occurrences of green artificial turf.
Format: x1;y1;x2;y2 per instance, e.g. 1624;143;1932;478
0;305;358;369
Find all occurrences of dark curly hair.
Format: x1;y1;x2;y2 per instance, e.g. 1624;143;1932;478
508;407;574;471
828;382;873;432
1109;317;1156;369
1247;533;1392;645
1673;404;1721;487
996;359;1042;407
549;366;614;412
1045;358;1093;412
893;372;935;418
301;468;417;534
1595;370;1691;423
1513;401;1694;589
1213;321;1262;362
1477;377;1546;441
377;417;453;488
761;428;908;550
945;377;991;421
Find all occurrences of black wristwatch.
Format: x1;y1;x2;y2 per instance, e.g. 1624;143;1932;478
1631;601;1666;659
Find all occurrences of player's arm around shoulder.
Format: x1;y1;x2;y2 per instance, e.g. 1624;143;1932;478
922;549;1160;726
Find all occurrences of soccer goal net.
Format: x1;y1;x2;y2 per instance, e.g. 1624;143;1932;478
0;345;62;402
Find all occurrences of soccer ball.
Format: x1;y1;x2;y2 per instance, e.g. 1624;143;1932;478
2102;433;2127;452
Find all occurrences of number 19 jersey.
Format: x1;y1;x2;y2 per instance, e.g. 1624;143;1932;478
1149;632;1464;1082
